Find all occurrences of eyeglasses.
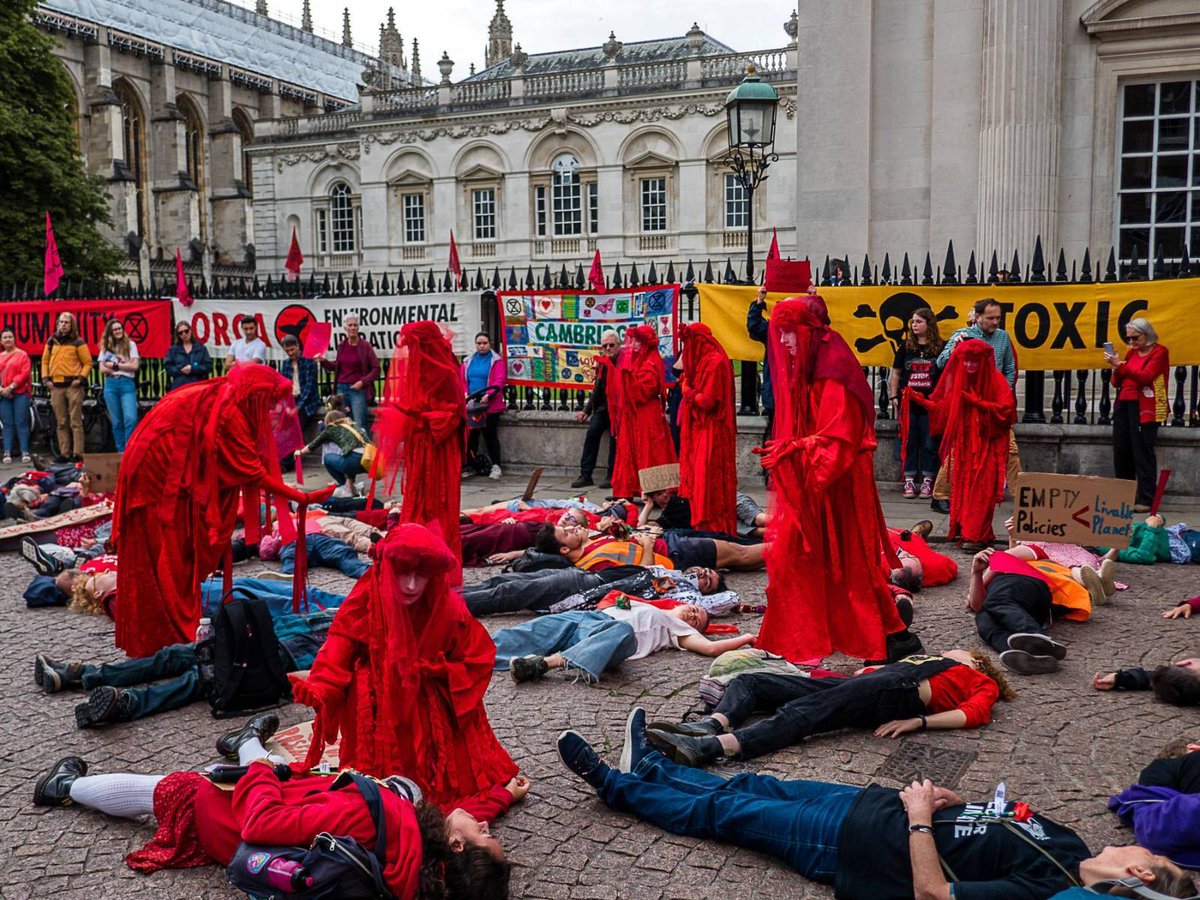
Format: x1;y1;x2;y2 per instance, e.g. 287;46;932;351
176;328;191;334
1124;334;1143;343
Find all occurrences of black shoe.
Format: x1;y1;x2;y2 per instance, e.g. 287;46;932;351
36;655;84;693
52;455;70;465
571;476;594;489
76;686;130;728
598;478;612;490
33;756;88;807
999;649;1059;675
910;519;934;539
557;730;611;790
930;499;950;514
216;713;281;761
645;728;723;767
1007;633;1067;661
510;654;549;683
646;717;723;738
885;629;925;663
619;707;654;773
895;595;915;628
21;536;64;576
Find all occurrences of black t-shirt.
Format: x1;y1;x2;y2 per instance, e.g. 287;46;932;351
836;785;1091;900
983;573;1053;622
655;494;693;531
893;343;941;398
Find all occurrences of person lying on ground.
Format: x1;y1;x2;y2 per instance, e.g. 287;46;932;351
644;649;1015;767
637;488;768;540
1004;515;1123;594
1164;596;1200;619
32;715;514;900
887;526;959;587
1109;739;1200;871
21;530;110;575
556;711;1194;900
1102;514;1173;566
1092;658;1200;707
494;598;755;683
468;506;621;566
263;531;370;580
968;547;1101;676
461;562;736;617
532;519;766;572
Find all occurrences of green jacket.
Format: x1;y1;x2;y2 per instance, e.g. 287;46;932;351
1114;522;1172;565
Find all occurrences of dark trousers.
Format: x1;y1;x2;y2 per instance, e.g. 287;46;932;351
902;410;938;478
1113;399;1159;506
468;413;502;465
1139;751;1200;794
975;585;1052;654
461;568;601;616
80;643;204;720
578;408;615;479
280;533;369;579
724;672;925;761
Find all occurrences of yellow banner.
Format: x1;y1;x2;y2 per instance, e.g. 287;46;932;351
698;279;1200;370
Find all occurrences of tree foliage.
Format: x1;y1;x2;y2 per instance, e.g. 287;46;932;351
0;0;122;288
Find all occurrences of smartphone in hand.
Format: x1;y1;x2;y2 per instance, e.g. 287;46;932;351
1103;341;1114;356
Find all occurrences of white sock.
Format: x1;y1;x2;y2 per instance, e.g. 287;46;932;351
237;736;286;767
69;774;164;818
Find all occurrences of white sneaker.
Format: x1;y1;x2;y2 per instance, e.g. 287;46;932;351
354;477;368;495
488;465;502;480
332;484;354;499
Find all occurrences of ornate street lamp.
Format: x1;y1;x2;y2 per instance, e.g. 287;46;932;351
724;65;779;283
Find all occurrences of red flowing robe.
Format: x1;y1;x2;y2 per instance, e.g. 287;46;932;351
678;324;737;533
917;339;1016;543
756;296;904;663
113;366;310;657
611;326;677;498
292;524;517;809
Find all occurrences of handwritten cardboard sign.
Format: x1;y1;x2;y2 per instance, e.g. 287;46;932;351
1012;473;1136;549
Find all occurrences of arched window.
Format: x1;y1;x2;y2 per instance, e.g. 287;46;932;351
330;182;356;252
178;95;207;240
233;108;254;198
114;80;147;238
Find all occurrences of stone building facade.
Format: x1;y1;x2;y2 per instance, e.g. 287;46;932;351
794;0;1200;277
248;8;799;281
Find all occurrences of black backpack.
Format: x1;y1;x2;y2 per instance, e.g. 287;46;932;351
208;592;293;719
226;773;396;899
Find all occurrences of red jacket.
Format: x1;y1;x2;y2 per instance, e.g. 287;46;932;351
1113;343;1169;424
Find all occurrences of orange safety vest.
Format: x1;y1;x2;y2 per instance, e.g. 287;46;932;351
575;539;675;571
1028;559;1091;622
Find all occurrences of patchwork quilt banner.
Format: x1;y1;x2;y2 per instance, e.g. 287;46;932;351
497;285;681;388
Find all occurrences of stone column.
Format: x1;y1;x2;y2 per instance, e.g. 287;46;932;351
208;69;249;266
975;0;1062;262
149;58;195;257
675;159;707;255
82;32;129;244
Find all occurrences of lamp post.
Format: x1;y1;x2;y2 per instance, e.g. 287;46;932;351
724;65;779;283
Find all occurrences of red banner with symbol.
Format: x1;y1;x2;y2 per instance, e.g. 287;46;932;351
0;299;174;357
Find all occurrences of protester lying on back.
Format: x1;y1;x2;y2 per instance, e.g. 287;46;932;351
533;519;766;572
1102;514;1173;566
1092;658;1200;707
1108;739;1200;870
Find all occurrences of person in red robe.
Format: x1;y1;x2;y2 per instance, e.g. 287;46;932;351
677;323;737;533
914;339;1016;548
374;321;466;574
113;364;334;658
291;523;519;811
752;295;907;663
610;325;677;499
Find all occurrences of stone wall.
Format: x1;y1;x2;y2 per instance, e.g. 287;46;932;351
490;411;1200;495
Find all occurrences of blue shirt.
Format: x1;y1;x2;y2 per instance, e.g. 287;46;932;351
466;352;493;395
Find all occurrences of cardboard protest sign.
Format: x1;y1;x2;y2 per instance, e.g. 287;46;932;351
1012;473;1136;549
639;464;680;494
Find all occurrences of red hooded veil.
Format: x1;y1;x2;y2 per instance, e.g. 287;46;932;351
374;321;466;578
291;523;517;808
678;323;737;533
754;295;903;662
112;364;315;657
610;325;677;498
917;338;1016;543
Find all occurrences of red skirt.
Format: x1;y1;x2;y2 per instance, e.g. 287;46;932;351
124;772;215;873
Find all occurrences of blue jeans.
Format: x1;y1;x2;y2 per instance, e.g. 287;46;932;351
903;411;938;479
337;384;369;430
200;577;347;618
324;450;365;486
103;377;139;451
0;391;30;456
599;750;858;882
281;533;369;579
80;643;204;720
491;610;637;681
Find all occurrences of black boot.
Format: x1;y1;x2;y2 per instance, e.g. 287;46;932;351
930;498;950;514
75;686;132;729
645;728;724;767
33;756;88;807
885;629;926;663
216;713;281;761
646;717;723;738
35;655;84;693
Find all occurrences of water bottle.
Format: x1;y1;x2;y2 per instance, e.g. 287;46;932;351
194;617;215;682
265;856;313;892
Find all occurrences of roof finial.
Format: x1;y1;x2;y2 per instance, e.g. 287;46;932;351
300;0;312;32
342;7;352;47
411;37;422;83
255;0;267;14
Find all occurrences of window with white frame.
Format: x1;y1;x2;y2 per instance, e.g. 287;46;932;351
473;188;496;241
1117;80;1200;273
534;186;547;237
640;177;667;232
552;155;583;237
403;193;426;243
316;209;328;253
330;182;356;253
724;174;748;229
588;181;599;235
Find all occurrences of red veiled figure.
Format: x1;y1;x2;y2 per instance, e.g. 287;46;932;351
678;323;737;533
374;321;466;578
113;364;331;657
291;523;518;809
609;325;677;498
915;339;1016;544
753;295;904;663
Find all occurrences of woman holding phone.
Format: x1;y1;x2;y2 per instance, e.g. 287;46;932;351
1105;318;1169;511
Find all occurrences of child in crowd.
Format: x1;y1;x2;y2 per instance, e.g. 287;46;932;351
1103;513;1173;565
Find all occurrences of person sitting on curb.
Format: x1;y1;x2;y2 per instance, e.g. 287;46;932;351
555;710;1194;900
533;519;766;572
644;650;1015;768
1102;513;1173;566
1092;658;1200;707
494;598;756;684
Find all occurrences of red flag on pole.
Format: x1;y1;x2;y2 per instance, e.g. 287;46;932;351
766;227;780;262
44;212;64;296
448;230;462;289
175;248;193;307
588;249;605;292
284;227;304;282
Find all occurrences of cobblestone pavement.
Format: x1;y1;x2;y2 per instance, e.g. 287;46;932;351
2;475;1198;899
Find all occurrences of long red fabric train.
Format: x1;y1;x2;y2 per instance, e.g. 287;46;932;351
678;323;737;533
610;325;676;498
